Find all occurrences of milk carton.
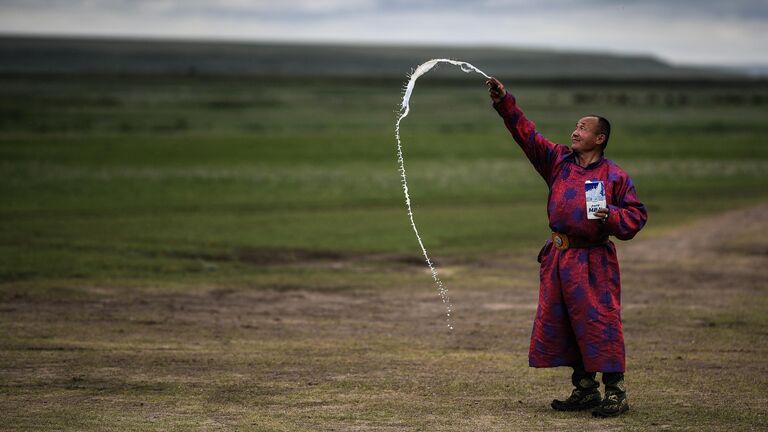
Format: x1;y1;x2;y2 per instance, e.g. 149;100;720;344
585;180;606;220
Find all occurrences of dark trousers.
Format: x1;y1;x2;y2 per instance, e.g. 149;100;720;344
572;362;624;394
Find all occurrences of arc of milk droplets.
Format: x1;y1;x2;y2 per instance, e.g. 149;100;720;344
394;59;490;331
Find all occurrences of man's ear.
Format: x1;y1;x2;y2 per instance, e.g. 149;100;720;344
596;134;606;145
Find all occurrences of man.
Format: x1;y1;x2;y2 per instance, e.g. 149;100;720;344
486;77;647;417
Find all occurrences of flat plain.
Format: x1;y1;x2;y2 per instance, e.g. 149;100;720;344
1;70;767;430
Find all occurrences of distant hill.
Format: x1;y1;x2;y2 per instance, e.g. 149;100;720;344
0;35;740;80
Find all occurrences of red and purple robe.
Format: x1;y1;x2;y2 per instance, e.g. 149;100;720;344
494;93;647;373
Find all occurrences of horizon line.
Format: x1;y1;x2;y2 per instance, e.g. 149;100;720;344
3;31;767;72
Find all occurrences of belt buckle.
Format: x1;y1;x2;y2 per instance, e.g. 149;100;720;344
552;232;570;251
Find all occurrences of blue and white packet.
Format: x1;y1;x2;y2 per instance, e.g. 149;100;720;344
585;180;606;220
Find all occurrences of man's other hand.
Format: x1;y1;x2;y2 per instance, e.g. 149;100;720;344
594;208;610;222
486;77;507;103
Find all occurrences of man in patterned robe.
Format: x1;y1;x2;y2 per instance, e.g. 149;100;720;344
487;77;647;417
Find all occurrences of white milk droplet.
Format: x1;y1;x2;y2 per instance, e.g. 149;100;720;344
394;59;490;333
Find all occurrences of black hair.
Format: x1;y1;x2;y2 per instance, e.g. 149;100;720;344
588;114;611;151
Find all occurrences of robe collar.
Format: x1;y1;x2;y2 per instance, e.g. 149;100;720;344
567;151;604;170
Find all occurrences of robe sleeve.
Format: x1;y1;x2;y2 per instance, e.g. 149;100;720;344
493;93;568;183
604;177;647;240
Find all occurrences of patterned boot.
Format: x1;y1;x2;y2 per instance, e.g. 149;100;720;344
592;372;629;417
551;364;601;411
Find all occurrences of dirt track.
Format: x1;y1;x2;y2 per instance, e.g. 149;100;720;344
1;204;767;430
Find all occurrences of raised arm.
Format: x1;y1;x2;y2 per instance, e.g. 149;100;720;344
487;77;567;183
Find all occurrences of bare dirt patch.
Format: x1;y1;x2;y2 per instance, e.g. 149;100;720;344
1;204;767;430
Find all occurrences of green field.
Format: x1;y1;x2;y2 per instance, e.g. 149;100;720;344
1;70;767;430
1;75;767;283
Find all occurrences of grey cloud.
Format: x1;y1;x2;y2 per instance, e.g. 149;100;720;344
0;0;765;65
2;0;767;20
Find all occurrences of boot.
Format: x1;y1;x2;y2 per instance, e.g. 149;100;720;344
551;363;601;411
592;372;629;417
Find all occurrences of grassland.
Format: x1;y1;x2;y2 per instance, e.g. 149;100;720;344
1;76;767;281
1;70;767;431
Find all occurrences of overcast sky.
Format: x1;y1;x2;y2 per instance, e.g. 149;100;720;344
1;0;766;66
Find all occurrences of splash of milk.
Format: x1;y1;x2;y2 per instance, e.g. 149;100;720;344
395;59;490;331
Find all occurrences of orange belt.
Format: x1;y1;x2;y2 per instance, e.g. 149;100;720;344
551;232;608;251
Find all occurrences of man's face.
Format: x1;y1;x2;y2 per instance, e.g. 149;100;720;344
571;116;605;153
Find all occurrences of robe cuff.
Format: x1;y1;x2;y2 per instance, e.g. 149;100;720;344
492;92;517;118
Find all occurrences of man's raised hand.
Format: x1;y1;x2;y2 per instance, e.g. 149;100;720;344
486;77;507;103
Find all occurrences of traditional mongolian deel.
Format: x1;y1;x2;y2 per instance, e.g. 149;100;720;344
493;93;647;373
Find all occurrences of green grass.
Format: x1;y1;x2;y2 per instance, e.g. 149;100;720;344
1;76;767;283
